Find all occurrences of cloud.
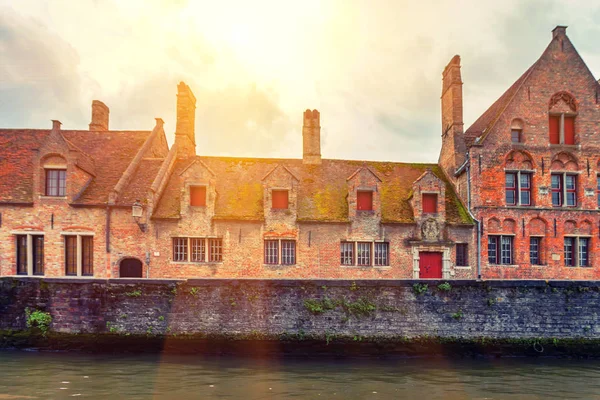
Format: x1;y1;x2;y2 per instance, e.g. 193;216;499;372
0;7;86;128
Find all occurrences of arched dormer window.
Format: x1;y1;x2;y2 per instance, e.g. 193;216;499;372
510;118;524;143
41;155;67;197
549;91;577;145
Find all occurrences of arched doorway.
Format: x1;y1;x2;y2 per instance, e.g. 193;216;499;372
120;258;143;278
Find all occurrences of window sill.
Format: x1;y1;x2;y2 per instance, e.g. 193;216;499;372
263;264;296;268
39;196;67;200
356;210;375;214
564;265;591;268
340;265;391;269
531;264;547;268
488;264;519;268
550;144;579;149
170;261;223;265
455;266;471;269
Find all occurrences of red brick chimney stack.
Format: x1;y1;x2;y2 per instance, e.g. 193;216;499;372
175;82;197;159
302;109;321;164
552;25;567;39
89;100;109;131
52;120;62;132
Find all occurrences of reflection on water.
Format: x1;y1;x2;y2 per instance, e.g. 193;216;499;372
1;350;600;399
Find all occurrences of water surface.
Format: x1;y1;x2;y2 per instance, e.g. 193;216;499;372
1;351;600;399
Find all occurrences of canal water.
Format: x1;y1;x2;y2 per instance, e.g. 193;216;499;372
1;351;600;399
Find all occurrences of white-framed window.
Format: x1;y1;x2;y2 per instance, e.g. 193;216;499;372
45;169;66;197
505;171;532;206
340;241;389;267
63;233;94;276
172;237;223;263
15;234;44;276
551;173;577;207
264;239;296;265
564;237;590;267
488;235;514;265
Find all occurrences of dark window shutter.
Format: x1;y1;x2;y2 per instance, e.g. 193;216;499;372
272;190;289;209
357;191;373;211
422;193;438;213
564;116;575;144
190;186;206;206
549;116;560;144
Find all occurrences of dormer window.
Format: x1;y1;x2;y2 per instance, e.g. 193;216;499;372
45;169;66;196
422;193;438;214
357;190;373;211
272;190;289;209
190;186;206;206
510;118;524;143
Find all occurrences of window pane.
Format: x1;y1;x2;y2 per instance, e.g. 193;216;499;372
281;240;296;265
456;244;468;266
488;236;498;264
551;174;561;189
82;236;93;276
264;240;279;264
579;238;589;267
16;235;27;275
520;173;530;188
190;238;205;262
506;190;516;205
58;170;66;196
209;239;223;262
566;192;576;207
530;237;540;265
511;130;521;143
501;236;512;265
565;175;575;190
341;242;354;266
172;238;188;262
505;173;516;188
564;237;575;267
357;242;371;266
374;242;389;266
551;174;562;206
32;235;44;276
65;236;77;275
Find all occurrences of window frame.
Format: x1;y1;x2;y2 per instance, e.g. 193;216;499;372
16;234;45;276
488;235;514;265
511;129;522;143
551;173;577;207
529;236;542;266
597;175;600;209
356;242;372;266
263;239;296;266
172;237;224;263
374;242;389;267
456;243;468;267
64;234;94;276
549;113;576;145
564;236;591;267
340;241;354;266
505;171;532;206
45;169;66;197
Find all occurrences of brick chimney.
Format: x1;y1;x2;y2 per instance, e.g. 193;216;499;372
175;82;196;159
302;109;321;164
438;55;466;180
89;100;109;131
552;25;567;39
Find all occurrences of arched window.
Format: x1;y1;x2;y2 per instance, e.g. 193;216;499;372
549;92;577;145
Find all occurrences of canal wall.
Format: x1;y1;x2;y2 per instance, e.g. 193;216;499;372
2;277;600;355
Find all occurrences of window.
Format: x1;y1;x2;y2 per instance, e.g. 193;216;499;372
357;242;371;266
488;235;513;265
190;186;206;206
511;129;522;143
564;237;590;267
16;234;44;276
64;235;94;276
45;169;66;196
422;193;438;214
374;242;389;266
272;190;289;209
172;237;223;263
551;173;577;207
549;114;575;145
263;239;296;265
340;242;354;266
456;244;468;266
530;237;542;265
506;172;532;206
597;175;600;208
357;191;373;211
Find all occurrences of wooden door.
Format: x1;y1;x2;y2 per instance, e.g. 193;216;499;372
120;258;143;278
419;252;443;279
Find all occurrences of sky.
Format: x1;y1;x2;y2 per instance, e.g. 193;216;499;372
1;0;599;163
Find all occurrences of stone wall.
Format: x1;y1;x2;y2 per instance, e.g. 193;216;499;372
2;277;599;350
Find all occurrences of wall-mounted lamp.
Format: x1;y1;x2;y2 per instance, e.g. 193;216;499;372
132;200;147;233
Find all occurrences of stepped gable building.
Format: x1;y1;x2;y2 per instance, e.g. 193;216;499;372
149;84;474;279
440;26;600;279
0;101;169;278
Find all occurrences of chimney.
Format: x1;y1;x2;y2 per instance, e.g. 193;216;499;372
438;55;466;180
52;120;62;132
175;82;197;159
552;25;567;39
89;100;109;131
302;109;321;164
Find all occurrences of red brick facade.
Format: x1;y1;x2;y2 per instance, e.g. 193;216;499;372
440;26;600;279
5;26;596;280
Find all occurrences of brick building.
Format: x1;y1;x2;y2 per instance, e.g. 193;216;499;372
3;26;596;280
440;26;600;279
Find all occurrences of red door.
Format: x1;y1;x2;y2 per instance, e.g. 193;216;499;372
419;252;443;279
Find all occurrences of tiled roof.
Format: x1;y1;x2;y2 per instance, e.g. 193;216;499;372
119;159;165;205
153;157;473;225
0;129;151;205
